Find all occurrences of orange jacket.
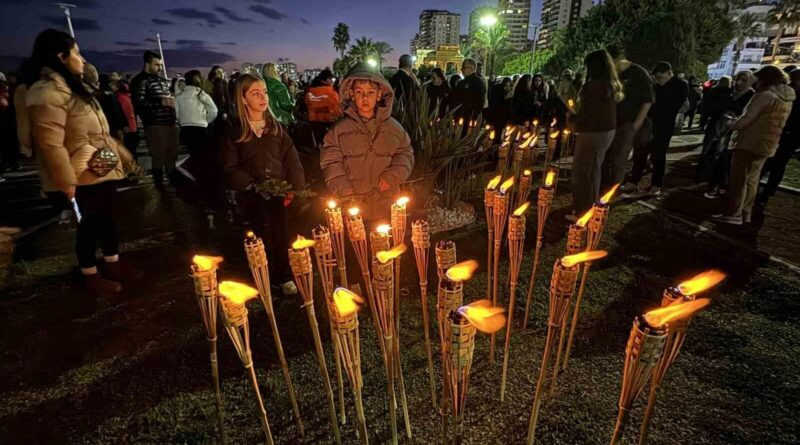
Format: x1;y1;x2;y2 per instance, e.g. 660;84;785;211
305;85;341;123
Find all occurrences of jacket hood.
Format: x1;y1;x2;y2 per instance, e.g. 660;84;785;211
339;62;394;121
768;84;796;102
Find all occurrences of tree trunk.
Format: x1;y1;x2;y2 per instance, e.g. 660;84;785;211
771;26;785;61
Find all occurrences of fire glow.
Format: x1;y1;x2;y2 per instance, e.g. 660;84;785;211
376;224;391;235
513;202;530;216
333;287;364;317
561;250;608;267
458;300;506;334
644;298;711;328
499;177;515;194
395;196;410;207
520;134;537;148
486;175;502;191
376;244;407;264
327;200;338;209
292;235;316;250
348;207;360;217
192;255;223;271
545;171;556;187
218;281;259;305
600;184;620;204
445;260;479;282
576;209;594;227
677;270;726;296
549;130;560;140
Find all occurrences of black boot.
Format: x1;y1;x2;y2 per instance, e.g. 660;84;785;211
152;168;164;189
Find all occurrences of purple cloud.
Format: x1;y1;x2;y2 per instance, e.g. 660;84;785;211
165;8;223;26
40;15;102;31
151;18;174;26
248;5;287;20
213;6;253;23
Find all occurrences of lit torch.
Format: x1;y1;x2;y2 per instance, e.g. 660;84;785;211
637;271;725;445
325;200;349;289
484;175;502;300
500;202;529;401
516;169;533;210
490;177;514;363
435;239;458;283
190;255;227;443
288;236;343;444
519;133;537;175
411;219;437;408
496;142;511;177
523;169;557;329
526;251;608;445
545;129;560;175
347;207;384;360
243;233;304;432
217;281;275;444
390;197;409;346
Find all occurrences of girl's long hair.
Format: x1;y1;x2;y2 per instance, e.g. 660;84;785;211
513;74;532;97
24;28;93;102
234;73;281;143
583;49;624;102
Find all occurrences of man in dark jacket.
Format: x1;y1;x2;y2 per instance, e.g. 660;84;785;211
759;69;800;204
135;50;178;187
626;61;688;197
389;54;418;111
449;58;486;121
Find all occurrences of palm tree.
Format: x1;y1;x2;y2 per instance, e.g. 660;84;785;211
473;22;510;75
349;37;376;62
766;0;800;62
332;23;350;60
374;41;394;69
731;12;763;76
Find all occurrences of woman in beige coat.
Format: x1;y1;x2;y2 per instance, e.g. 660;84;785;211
26;29;133;293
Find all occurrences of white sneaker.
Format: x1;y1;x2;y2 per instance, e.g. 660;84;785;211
703;191;719;199
281;281;298;295
620;182;640;193
650;187;663;199
711;214;742;225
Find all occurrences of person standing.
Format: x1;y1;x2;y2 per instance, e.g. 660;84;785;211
320;62;414;221
175;70;217;155
423;67;450;116
713;66;795;225
487;77;513;137
685;76;702;129
570;50;624;216
602;45;654;189
115;80;139;161
261;62;295;126
758;69;800;205
531;74;548;124
623;61;688;197
25;29;133;293
511;74;535;125
695;76;733;187
389;54;418;112
221;74;305;294
449;59;486;122
305;69;341;145
135;50;178;188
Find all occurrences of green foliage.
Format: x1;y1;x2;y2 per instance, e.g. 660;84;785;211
332;23;350;59
473;22;511;76
333;56;355;77
766;0;800;60
501;49;554;76
348;37;376;62
374;41;394;69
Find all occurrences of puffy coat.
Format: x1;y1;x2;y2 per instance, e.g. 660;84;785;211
220;124;305;193
135;72;176;126
27;69;131;192
320;65;414;220
264;76;295;126
175;85;218;128
731;84;796;157
306;84;341;123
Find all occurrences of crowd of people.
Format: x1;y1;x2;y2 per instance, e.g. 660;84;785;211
0;28;797;296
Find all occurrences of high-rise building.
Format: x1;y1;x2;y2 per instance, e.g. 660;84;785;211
497;0;532;51
411;9;460;52
708;1;774;78
538;0;593;49
278;62;298;81
469;5;497;35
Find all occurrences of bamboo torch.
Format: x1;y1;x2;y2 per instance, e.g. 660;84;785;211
638;271;725;445
330;287;370;445
561;184;620;370
496;142;511;177
490;177;515;363
523;169;557;329
243;233;304;433
544;127;560;176
325;200;348;288
516;169;533;210
312;226;347;425
288;236;343;445
448;300;507;445
190;255;226;444
411;219;437;408
500;202;530;401
484;175;502;300
526;251;608;445
217;281;275;444
435;239;458;283
390;197;409;341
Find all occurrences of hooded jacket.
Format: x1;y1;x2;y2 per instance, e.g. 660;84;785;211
731;84;796;157
305;84;341;123
320;64;414;220
27;69;131;192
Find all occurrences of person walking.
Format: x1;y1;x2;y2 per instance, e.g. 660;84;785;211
601;45;654;189
175;69;218;155
320;62;414;222
623;61;688;197
261;62;295;126
25;29;133;293
511;74;536;125
221;73;305;294
570;49;624;217
684;76;702;129
423;67;450;116
758;69;800;205
449;58;486;122
135;50;178;188
712;66;795;225
389;54;418;112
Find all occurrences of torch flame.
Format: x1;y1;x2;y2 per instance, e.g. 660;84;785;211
561;250;608;267
333;287;364;317
513;202;530;216
499;176;515;193
568;99;575;109
520;134;537;148
576;208;594;228
192;255;223;271
245;230;256;239
533;119;539;128
523;169;532;177
550;130;561;139
292;235;316;250
550;118;557;127
348;207;360;217
445;260;479;282
545;170;556;187
489;129;496;139
644;298;711;328
522;132;531;139
599;184;620;204
486;175;502;191
458;117;465;126
376;244;407;263
458;299;507;334
376;224;391;235
677;270;726;296
485;124;492;130
327;200;338;209
218;281;259;305
395;196;410;207
563;129;571;136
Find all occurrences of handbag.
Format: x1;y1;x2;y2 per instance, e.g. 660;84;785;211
87;146;119;177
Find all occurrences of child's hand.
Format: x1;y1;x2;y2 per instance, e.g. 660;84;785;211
378;179;391;192
283;192;294;207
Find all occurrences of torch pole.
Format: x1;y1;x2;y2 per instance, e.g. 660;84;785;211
490;190;511;363
523;185;554;329
485;188;495;302
348;214;386;360
390;206;412;439
448;311;477;445
438;277;463;445
373;257;399;445
412;220;437;408
500;211;526;401
325;205;349;289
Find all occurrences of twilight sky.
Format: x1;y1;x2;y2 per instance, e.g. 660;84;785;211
0;0;542;75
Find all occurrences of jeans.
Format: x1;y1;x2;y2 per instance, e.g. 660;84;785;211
144;125;179;182
725;150;768;218
631;122;673;187
571;129;616;214
601;123;636;189
74;181;120;269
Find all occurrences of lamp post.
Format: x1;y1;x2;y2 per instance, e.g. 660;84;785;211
55;3;77;38
529;24;541;74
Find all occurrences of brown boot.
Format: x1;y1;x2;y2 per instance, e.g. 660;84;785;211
83;273;123;294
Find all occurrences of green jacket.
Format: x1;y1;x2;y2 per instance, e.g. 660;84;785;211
264;76;295;125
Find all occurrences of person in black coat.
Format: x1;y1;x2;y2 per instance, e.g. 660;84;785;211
511;74;535;125
389;54;418;111
423;67;450;116
449;58;486;121
487;77;513;137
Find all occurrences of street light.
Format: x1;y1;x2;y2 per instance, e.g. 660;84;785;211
55;3;77;38
480;14;498;77
367;58;377;68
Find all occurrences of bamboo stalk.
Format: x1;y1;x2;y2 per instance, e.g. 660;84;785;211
490;189;511;363
523;185;554;329
412;220;437;408
325;203;349;289
500;212;526;401
374;258;400;445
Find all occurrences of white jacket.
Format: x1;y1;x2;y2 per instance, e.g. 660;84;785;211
175;85;217;128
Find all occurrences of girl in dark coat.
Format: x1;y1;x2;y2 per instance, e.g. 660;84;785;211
512;74;535;125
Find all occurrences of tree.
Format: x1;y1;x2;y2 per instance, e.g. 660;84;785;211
374;41;394;69
332;23;350;60
730;12;763;76
473;22;510;76
349;37;376;62
333;56;355;77
501;49;554;76
766;0;800;62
